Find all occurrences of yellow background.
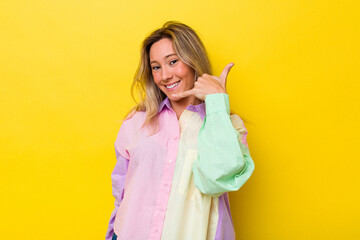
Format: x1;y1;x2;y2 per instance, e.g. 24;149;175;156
1;0;359;239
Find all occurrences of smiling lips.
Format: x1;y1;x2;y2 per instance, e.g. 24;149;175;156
164;81;180;91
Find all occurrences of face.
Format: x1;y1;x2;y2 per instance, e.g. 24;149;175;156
149;38;196;104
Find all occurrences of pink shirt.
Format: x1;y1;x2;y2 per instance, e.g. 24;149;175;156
106;93;254;240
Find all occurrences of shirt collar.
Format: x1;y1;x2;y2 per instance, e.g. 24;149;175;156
158;97;172;112
158;97;206;120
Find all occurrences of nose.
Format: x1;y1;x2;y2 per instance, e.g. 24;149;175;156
161;66;172;81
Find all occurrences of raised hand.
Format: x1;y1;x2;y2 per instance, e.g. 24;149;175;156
172;63;234;101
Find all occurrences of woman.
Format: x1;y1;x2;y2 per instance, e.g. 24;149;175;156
106;21;254;240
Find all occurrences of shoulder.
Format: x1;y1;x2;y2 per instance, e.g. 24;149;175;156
230;113;249;146
118;111;146;136
230;114;247;132
230;114;244;126
123;110;147;127
115;111;146;152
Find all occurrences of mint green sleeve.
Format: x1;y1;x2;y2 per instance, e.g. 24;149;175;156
192;93;255;197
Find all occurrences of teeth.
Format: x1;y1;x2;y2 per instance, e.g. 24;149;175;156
165;82;179;89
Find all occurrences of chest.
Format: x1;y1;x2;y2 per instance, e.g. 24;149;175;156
127;109;203;173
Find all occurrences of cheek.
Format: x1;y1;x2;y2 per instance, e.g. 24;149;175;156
152;72;161;85
175;64;193;78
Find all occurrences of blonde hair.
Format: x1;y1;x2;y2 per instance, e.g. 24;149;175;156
128;21;212;134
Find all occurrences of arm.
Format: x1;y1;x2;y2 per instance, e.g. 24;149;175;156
192;93;255;197
105;148;129;240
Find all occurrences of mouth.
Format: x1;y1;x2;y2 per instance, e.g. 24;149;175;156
164;81;180;91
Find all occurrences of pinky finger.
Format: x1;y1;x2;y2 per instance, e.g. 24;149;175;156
172;88;196;100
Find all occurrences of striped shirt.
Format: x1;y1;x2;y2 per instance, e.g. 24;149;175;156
106;93;254;240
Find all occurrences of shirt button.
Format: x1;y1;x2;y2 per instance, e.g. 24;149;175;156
169;158;172;163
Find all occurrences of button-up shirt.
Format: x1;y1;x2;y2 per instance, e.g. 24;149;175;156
106;93;254;240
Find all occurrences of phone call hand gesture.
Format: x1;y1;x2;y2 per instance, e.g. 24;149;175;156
172;63;234;101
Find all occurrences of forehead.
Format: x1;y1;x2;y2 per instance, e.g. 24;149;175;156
149;38;176;62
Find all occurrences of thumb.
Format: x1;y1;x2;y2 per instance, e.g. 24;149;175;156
219;63;234;81
172;88;196;100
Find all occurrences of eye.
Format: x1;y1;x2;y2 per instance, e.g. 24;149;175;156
152;65;160;71
169;59;178;65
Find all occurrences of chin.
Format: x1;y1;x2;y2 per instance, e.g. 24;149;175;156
167;95;181;102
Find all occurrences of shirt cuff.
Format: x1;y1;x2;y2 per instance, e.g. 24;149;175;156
205;93;230;115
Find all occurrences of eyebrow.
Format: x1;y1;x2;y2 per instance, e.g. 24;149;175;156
150;53;178;64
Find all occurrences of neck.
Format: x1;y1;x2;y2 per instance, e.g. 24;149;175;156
170;96;202;119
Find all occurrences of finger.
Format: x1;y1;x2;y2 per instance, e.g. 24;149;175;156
219;63;234;81
172;88;197;100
